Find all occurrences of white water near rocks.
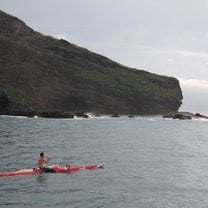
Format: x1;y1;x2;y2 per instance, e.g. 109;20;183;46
1;116;208;207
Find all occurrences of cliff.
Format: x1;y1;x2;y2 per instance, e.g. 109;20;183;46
0;10;183;116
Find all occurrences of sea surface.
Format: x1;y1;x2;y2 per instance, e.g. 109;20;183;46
0;115;208;208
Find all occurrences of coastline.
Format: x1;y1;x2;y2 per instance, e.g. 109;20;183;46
1;109;208;120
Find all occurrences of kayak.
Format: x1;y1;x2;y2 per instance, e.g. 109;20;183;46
0;164;104;177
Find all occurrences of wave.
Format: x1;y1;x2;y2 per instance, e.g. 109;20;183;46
0;115;28;119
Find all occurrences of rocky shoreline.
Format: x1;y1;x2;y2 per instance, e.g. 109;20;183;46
1;109;208;120
0;109;90;119
163;112;208;120
0;109;131;119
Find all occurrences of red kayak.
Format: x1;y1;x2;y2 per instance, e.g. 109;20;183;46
0;164;104;177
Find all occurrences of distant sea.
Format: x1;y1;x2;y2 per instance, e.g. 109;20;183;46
1;115;208;208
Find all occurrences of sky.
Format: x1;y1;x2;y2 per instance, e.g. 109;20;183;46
1;0;208;114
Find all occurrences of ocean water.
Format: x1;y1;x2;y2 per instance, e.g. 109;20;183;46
0;115;208;208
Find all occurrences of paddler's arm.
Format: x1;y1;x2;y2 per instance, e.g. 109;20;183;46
44;157;52;163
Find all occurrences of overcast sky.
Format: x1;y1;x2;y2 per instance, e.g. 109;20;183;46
1;0;208;113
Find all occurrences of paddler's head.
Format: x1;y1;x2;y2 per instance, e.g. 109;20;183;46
40;152;44;158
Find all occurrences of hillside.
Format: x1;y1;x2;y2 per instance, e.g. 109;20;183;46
0;10;183;116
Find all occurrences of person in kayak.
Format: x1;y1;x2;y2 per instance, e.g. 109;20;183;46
38;152;55;173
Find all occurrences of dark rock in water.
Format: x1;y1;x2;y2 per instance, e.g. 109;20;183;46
0;109;75;118
163;113;192;120
39;111;74;119
129;115;135;118
172;114;192;120
75;112;89;118
195;113;208;119
163;112;208;120
162;114;174;119
111;114;120;118
82;114;89;118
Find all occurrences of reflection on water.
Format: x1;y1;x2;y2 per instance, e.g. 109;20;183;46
36;174;47;184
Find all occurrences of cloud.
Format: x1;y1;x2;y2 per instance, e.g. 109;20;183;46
88;41;208;79
167;58;174;63
179;78;208;89
160;49;208;58
179;78;208;114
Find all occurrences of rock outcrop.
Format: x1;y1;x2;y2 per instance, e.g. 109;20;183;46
163;112;208;120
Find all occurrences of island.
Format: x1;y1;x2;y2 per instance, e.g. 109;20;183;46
0;10;183;118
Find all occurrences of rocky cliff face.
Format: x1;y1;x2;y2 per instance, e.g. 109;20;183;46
0;10;183;115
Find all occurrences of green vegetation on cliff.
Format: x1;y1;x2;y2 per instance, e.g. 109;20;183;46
0;83;27;106
0;10;183;115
